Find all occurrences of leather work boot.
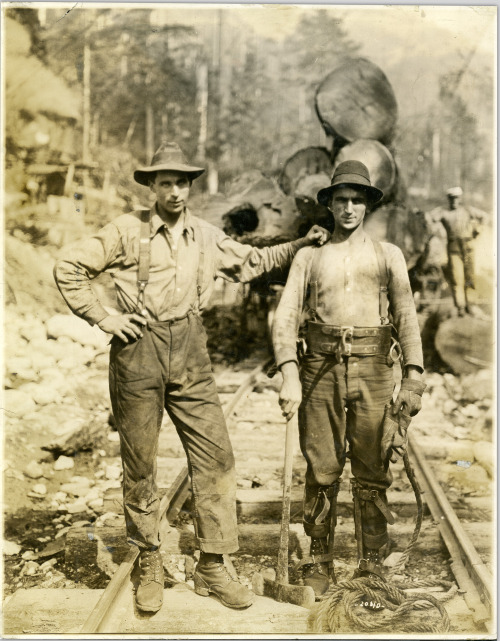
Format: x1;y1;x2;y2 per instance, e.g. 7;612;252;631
136;549;164;613
194;561;254;609
302;537;331;598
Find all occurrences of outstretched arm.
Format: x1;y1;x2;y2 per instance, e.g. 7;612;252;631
215;225;329;282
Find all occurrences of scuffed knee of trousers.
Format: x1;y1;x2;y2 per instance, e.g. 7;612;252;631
217;449;236;475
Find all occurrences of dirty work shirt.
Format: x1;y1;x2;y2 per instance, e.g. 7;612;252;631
54;205;306;553
54;206;304;324
273;235;423;370
272;234;423;548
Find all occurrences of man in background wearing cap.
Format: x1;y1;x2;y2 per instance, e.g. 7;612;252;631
272;160;425;597
54;142;328;613
428;187;483;316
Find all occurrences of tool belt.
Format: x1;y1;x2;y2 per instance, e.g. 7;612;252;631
306;322;393;357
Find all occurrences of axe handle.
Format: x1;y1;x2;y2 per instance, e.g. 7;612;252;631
276;413;296;585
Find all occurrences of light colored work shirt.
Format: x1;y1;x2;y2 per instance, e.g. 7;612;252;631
273;233;423;370
428;205;483;248
54;205;305;325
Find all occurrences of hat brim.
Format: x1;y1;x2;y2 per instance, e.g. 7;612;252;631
134;162;205;186
317;181;383;207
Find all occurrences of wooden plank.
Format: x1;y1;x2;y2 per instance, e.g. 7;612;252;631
3;589;104;635
99;583;311;635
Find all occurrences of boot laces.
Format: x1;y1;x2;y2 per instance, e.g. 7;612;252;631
141;552;163;583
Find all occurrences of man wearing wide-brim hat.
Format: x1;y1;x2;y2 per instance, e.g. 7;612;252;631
427;186;484;317
54;142;328;614
273;160;425;597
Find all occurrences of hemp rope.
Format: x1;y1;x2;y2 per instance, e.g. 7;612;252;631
308;452;457;634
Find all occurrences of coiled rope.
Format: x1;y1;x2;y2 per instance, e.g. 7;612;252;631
309;452;457;634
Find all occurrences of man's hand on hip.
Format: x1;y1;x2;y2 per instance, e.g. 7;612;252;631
98;314;147;342
279;361;302;420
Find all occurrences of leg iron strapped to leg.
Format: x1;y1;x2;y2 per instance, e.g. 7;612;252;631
295;482;340;596
351;480;395;580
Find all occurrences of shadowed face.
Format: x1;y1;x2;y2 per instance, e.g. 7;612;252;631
150;170;191;218
447;195;461;210
329;186;368;231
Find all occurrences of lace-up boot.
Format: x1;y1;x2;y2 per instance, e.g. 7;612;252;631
194;557;254;609
136;549;164;612
302;537;331;597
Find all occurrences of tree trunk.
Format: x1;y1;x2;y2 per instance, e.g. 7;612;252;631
315;57;398;144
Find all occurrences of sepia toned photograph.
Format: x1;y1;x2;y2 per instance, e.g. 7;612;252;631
2;2;496;637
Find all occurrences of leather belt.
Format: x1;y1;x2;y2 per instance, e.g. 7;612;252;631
306;322;392;357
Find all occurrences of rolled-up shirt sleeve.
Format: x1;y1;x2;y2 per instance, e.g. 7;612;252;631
386;244;424;371
53;223;123;325
213;229;306;283
272;247;311;367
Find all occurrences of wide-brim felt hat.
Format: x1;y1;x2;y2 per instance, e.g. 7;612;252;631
317;160;383;206
134;142;205;186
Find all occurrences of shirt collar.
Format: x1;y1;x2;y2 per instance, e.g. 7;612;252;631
150;204;195;239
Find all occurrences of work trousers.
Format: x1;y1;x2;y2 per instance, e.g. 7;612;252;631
447;239;475;310
109;313;238;554
298;352;394;548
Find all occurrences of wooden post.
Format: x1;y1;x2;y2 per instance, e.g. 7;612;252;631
145;73;154;160
82;38;91;164
196;63;208;163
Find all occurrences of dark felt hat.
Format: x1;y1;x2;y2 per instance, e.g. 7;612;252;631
134;142;205;186
317;160;383;206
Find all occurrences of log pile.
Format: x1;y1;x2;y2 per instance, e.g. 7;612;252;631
220;57;426;265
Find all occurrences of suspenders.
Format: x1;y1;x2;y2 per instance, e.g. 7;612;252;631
136;209;205;315
137;210;152;313
308;239;390;325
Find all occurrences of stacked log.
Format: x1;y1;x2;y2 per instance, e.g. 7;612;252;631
314;57;398;145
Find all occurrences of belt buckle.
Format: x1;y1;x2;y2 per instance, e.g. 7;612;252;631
341;326;354;356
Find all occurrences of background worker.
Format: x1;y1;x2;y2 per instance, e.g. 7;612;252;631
54;141;328;614
272;160;425;597
428;186;483;316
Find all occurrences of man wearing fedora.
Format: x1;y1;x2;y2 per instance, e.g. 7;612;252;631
272;160;425;597
428;186;484;317
54;142;328;613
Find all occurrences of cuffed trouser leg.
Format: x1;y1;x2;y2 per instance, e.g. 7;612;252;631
165;316;238;554
109;332;164;551
109;314;238;554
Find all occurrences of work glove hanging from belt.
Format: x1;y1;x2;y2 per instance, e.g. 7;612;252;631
381;379;426;464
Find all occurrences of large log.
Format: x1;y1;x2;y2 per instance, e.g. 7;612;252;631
435;317;494;375
315;57;398;144
332;139;397;199
278;146;332;196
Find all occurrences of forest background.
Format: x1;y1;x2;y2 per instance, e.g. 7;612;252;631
3;3;496;222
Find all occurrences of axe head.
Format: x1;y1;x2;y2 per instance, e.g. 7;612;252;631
253;572;316;608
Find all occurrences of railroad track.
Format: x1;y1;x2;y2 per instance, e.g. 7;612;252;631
4;355;495;635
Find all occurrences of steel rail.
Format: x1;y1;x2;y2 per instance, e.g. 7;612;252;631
408;436;493;627
80;359;271;634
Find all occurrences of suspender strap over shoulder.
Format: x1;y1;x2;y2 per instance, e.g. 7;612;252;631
308;247;323;320
137;209;152;312
372;239;390;325
195;222;205;309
